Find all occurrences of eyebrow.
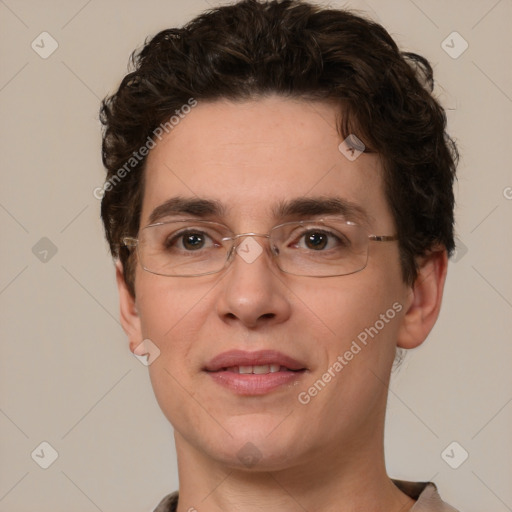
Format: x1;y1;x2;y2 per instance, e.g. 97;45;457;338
147;195;372;226
148;197;227;225
272;197;371;225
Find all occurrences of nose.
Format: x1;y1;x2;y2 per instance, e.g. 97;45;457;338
215;235;292;329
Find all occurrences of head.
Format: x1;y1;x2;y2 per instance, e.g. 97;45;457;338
99;0;457;472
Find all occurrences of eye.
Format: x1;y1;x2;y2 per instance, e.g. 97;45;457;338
291;228;349;251
303;231;328;250
165;229;218;251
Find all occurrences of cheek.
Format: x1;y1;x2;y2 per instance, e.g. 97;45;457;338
294;263;407;376
296;277;399;337
139;279;208;424
294;276;406;407
135;273;206;340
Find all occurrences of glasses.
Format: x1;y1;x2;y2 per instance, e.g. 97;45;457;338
122;218;398;278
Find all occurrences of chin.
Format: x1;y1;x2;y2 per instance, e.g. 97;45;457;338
211;439;303;473
179;413;307;471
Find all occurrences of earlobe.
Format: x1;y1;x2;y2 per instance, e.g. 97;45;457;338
115;260;142;353
397;249;448;350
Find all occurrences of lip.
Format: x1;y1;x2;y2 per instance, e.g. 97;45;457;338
203;349;308;396
203;349;307;372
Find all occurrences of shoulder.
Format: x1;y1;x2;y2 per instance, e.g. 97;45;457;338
152;491;178;512
392;479;461;511
153;483;461;512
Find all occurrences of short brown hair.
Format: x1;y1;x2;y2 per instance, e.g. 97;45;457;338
100;0;458;297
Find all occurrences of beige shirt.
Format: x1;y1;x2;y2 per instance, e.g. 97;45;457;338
153;480;460;511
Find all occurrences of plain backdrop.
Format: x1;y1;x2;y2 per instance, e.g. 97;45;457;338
1;0;511;511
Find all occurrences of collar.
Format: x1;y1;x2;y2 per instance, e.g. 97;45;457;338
153;479;460;512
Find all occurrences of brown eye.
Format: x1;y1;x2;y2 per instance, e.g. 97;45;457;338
181;232;206;250
292;229;349;252
304;232;328;250
164;230;213;251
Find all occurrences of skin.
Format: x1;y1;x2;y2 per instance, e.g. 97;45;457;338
116;96;448;512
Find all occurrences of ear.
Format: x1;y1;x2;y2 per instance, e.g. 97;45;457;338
115;260;143;354
397;248;448;349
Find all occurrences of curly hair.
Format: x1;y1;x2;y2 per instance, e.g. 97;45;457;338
100;0;458;298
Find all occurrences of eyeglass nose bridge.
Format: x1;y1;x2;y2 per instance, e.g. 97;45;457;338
222;232;278;261
224;232;271;242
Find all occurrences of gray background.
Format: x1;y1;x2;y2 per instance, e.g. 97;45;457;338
1;0;511;511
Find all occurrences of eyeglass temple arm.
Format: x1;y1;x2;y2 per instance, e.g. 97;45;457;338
122;237;138;247
368;235;398;242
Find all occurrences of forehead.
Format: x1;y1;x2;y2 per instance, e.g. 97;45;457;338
140;96;393;231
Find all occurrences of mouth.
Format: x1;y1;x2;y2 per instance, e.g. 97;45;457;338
210;365;305;374
204;349;307;372
203;350;308;395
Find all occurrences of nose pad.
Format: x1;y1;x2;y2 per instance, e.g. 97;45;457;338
226;243;238;262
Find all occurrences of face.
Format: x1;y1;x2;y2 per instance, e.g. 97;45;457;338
122;96;415;471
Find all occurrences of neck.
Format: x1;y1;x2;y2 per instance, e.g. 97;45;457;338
173;428;415;512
